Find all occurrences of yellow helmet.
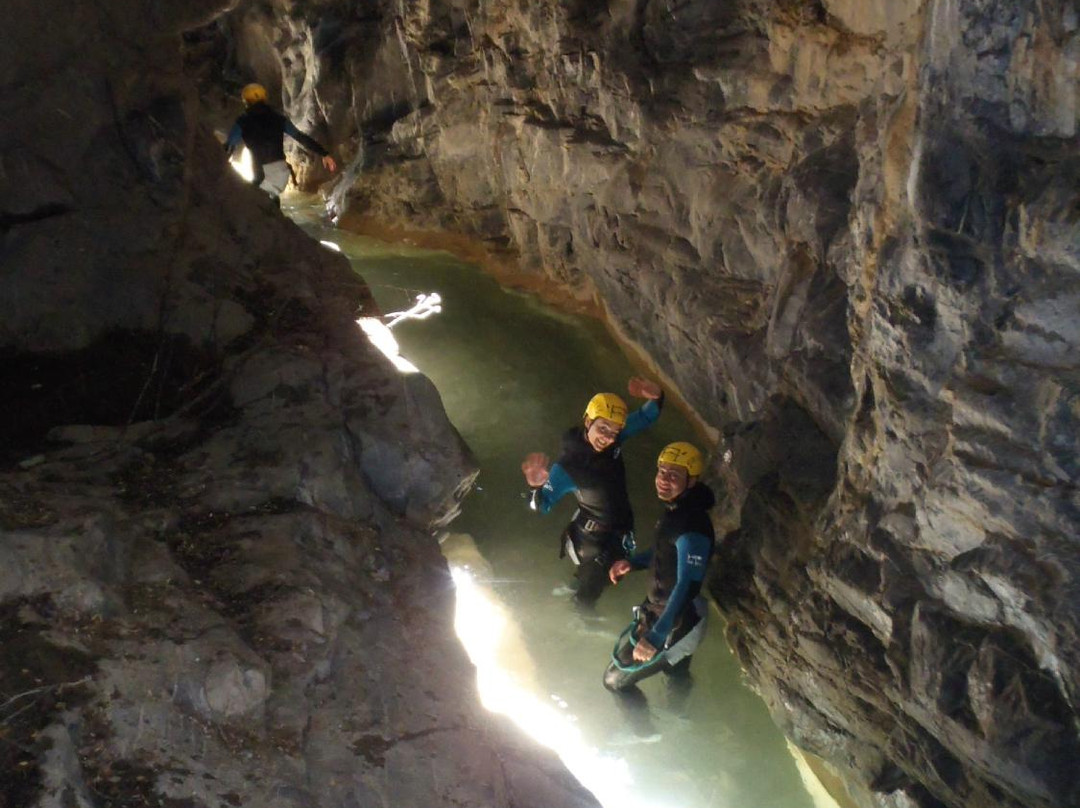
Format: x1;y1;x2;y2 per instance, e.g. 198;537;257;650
241;83;268;106
584;393;628;426
657;442;704;477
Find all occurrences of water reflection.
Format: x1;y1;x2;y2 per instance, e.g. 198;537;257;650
357;318;420;373
289;199;840;808
447;536;685;808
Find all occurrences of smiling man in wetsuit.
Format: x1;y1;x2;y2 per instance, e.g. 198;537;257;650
224;83;338;203
521;376;663;607
603;441;716;691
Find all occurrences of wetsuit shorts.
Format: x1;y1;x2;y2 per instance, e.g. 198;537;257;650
258;160;292;196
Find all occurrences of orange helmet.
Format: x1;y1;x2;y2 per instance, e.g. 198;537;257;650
241;83;268;106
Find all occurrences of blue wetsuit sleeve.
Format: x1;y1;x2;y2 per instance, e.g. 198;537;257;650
645;532;711;648
620;394;663;441
282;118;329;156
628;548;652;569
529;462;576;514
225;123;243;155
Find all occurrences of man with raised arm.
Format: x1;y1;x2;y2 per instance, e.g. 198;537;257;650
225;83;338;204
521;376;663;607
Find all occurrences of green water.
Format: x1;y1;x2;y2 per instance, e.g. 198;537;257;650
290;200;832;808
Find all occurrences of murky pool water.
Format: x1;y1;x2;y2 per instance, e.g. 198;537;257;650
289;199;837;808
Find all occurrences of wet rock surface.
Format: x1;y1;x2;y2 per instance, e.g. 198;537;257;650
1;0;598;806
204;1;1080;807
0;438;590;808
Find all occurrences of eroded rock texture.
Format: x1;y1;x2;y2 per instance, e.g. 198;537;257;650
208;1;1080;807
1;1;597;806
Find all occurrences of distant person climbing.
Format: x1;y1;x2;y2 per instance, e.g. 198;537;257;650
224;83;337;202
603;441;716;692
521;376;664;607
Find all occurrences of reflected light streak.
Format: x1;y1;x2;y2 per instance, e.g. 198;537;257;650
385;293;442;327
229;146;255;183
450;566;682;808
788;740;844;808
357;317;419;373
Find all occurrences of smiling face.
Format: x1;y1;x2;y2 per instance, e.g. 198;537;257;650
655;462;690;501
585;417;622;452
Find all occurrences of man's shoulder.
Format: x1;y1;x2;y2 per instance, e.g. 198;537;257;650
557;426;590;468
242;104;285;120
685;482;716;511
559;425;586;450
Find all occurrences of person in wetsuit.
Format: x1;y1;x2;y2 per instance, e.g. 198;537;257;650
603;441;716;691
224;83;337;202
521;377;663;607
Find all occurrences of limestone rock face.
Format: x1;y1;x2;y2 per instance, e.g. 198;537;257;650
209;1;1080;807
0;1;597;807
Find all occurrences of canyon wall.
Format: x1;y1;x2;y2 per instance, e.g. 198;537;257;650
211;1;1080;806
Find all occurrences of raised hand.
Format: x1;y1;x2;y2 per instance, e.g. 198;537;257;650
521;452;551;487
322;155;338;173
627;376;662;400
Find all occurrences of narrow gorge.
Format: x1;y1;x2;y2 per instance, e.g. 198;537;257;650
2;2;1078;808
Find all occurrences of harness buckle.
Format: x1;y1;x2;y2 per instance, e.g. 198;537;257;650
582;518;602;533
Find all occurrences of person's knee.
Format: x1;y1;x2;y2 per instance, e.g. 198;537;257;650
572;579;604;608
603;663;631;692
604;660;656;692
573;564;609;605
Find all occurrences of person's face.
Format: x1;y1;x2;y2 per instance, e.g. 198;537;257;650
585;417;622;451
655;462;690;501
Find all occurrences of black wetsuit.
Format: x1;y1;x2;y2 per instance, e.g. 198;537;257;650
225;102;329;186
557;426;635;603
604;482;716;691
528;397;663;605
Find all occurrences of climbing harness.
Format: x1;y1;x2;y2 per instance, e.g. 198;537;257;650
609;616;665;675
608;597;709;673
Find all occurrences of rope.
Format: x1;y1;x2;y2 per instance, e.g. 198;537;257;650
609;620;666;674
